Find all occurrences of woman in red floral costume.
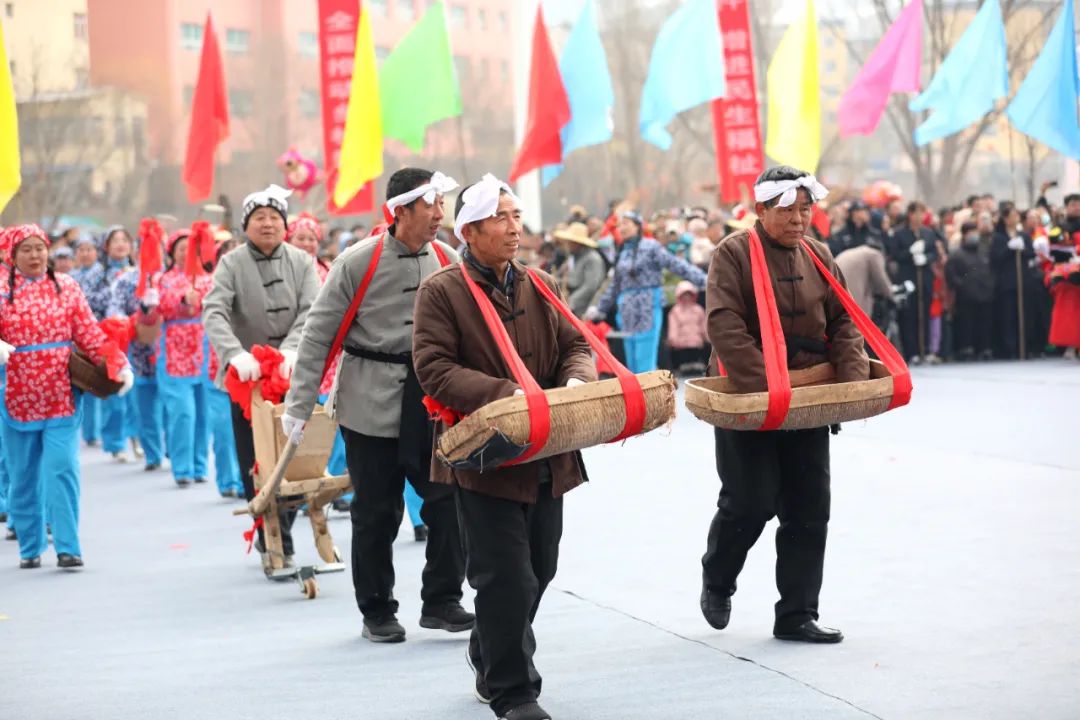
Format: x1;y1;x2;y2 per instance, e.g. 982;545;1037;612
0;225;133;569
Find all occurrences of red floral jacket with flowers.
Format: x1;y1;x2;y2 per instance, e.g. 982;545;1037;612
0;271;119;423
157;267;213;379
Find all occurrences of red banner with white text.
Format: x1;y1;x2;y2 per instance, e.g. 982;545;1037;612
710;0;764;204
318;0;374;215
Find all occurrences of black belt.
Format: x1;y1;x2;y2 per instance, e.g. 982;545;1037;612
343;344;411;365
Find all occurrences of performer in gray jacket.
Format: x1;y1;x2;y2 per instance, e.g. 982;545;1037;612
284;168;471;643
203;184;320;570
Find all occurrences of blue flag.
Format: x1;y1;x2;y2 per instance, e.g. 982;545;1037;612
1006;0;1080;159
639;0;726;150
909;0;1007;146
541;0;614;187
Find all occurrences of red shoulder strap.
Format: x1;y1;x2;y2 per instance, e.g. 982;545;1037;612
321;236;384;384
525;268;646;442
799;239;912;410
459;264;550;465
432;242;451;267
746;228;793;430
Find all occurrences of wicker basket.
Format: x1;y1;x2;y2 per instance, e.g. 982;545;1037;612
69;351;124;399
684;361;896;431
436;370;677;467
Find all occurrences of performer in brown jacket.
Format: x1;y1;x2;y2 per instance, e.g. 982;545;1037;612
413;174;596;720
700;165;869;644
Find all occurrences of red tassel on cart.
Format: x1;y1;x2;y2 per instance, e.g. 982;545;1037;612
243;516;264;554
422;395;463;427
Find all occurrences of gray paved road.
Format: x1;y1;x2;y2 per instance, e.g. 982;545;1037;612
2;359;1077;719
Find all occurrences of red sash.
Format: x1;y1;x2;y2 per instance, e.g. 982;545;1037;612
726;228;911;430
458;263;648;466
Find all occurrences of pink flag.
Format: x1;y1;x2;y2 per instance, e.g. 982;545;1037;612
838;0;922;137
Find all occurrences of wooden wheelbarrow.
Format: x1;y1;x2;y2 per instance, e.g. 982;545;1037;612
233;388;351;599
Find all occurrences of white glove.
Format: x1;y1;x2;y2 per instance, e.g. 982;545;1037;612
117;367;135;397
0;339;13;366
280;413;305;444
566;378;586;388
513;388;525;396
584;306;603;322
913;252;928;267
141;288;160;307
229;351;262;382
1033;237;1050;256
909;239;926;256
279;349;298;380
1007;236;1024;251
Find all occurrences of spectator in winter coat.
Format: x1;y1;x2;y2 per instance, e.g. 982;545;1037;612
554;223;606;318
828;201;881;258
946;221;995;361
666;281;709;371
834;238;892;319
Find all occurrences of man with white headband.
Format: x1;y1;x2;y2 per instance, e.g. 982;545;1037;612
413;174;596;720
203;183;320;571
284;167;470;644
699;165;869;645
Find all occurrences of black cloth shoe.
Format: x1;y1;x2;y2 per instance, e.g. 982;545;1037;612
176;478;191;487
499;702;552;720
57;553;84;569
6;527;16;541
420;602;475;632
700;587;732;630
194;477;207;484
362;615;406;643
413;524;428;542
0;512;6;523
144;463;161;472
465;649;491;704
774;619;844;644
19;556;41;569
331;497;351;513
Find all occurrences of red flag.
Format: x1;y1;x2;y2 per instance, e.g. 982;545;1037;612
136;218;164;298
185;221;216;278
182;12;230;204
508;7;570;184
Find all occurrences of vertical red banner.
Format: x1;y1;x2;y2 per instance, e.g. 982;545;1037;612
318;0;374;215
711;0;764;204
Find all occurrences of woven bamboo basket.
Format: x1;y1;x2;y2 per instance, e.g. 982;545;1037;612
69;351;124;398
684;361;895;431
436;370;677;467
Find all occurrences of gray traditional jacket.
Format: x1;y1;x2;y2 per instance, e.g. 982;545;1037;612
565;247;606;317
203;240;320;386
285;232;460;438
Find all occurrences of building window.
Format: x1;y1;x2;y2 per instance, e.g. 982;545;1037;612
180;23;203;50
225;29;250;54
299;88;320;118
368;0;387;16
4;3;12;18
453;55;469;83
477;8;486;30
73;12;88;40
395;0;414;20
499;60;508;82
298;31;318;58
182;84;194;107
497;12;507;32
229;89;253;118
450;5;466;27
74;67;89;89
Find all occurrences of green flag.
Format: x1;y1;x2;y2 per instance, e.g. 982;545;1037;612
379;2;462;152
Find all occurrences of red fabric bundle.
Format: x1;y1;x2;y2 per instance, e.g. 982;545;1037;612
136;218;164;298
185;221;216;278
224;344;291;421
98;340;128;382
98;317;133;354
422;395;463;427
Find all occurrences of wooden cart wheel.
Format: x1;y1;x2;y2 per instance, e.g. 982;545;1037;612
302;577;318;599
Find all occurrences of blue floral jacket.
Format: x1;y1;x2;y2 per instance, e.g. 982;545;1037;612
106;271;157;378
596;237;706;334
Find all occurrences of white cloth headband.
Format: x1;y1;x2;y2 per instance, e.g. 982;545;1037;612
453;173;520;242
242;184;292;227
753;176;829;208
384;171;459;217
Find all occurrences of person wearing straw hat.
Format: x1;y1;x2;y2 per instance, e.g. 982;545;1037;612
0;224;134;569
699;165;869;645
284;168;471;644
203;184;320;571
412;174;597;720
553;222;605;318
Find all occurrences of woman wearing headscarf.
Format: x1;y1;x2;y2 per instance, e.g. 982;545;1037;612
203;235;243;499
586;211;706;373
0;224;133;569
70;236;105;447
99;227;140;462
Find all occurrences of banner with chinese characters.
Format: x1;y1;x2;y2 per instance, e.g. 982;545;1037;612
710;0;763;204
318;0;374;215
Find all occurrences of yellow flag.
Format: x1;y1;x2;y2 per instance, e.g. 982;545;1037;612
333;4;383;208
0;22;21;212
764;0;820;173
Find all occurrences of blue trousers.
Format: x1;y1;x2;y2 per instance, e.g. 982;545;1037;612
206;384;241;495
101;391;138;453
404;480;423;527
81;394;101;443
135;379;164;466
160;378;209;482
618;288;664;374
0;423;8;522
319;394;348;477
1;418;82;559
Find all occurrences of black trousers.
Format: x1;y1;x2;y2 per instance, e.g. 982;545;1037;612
340;428;465;619
230;401;296;556
898;271;933;360
954;298;993;355
458;478;562;717
702;426;831;629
